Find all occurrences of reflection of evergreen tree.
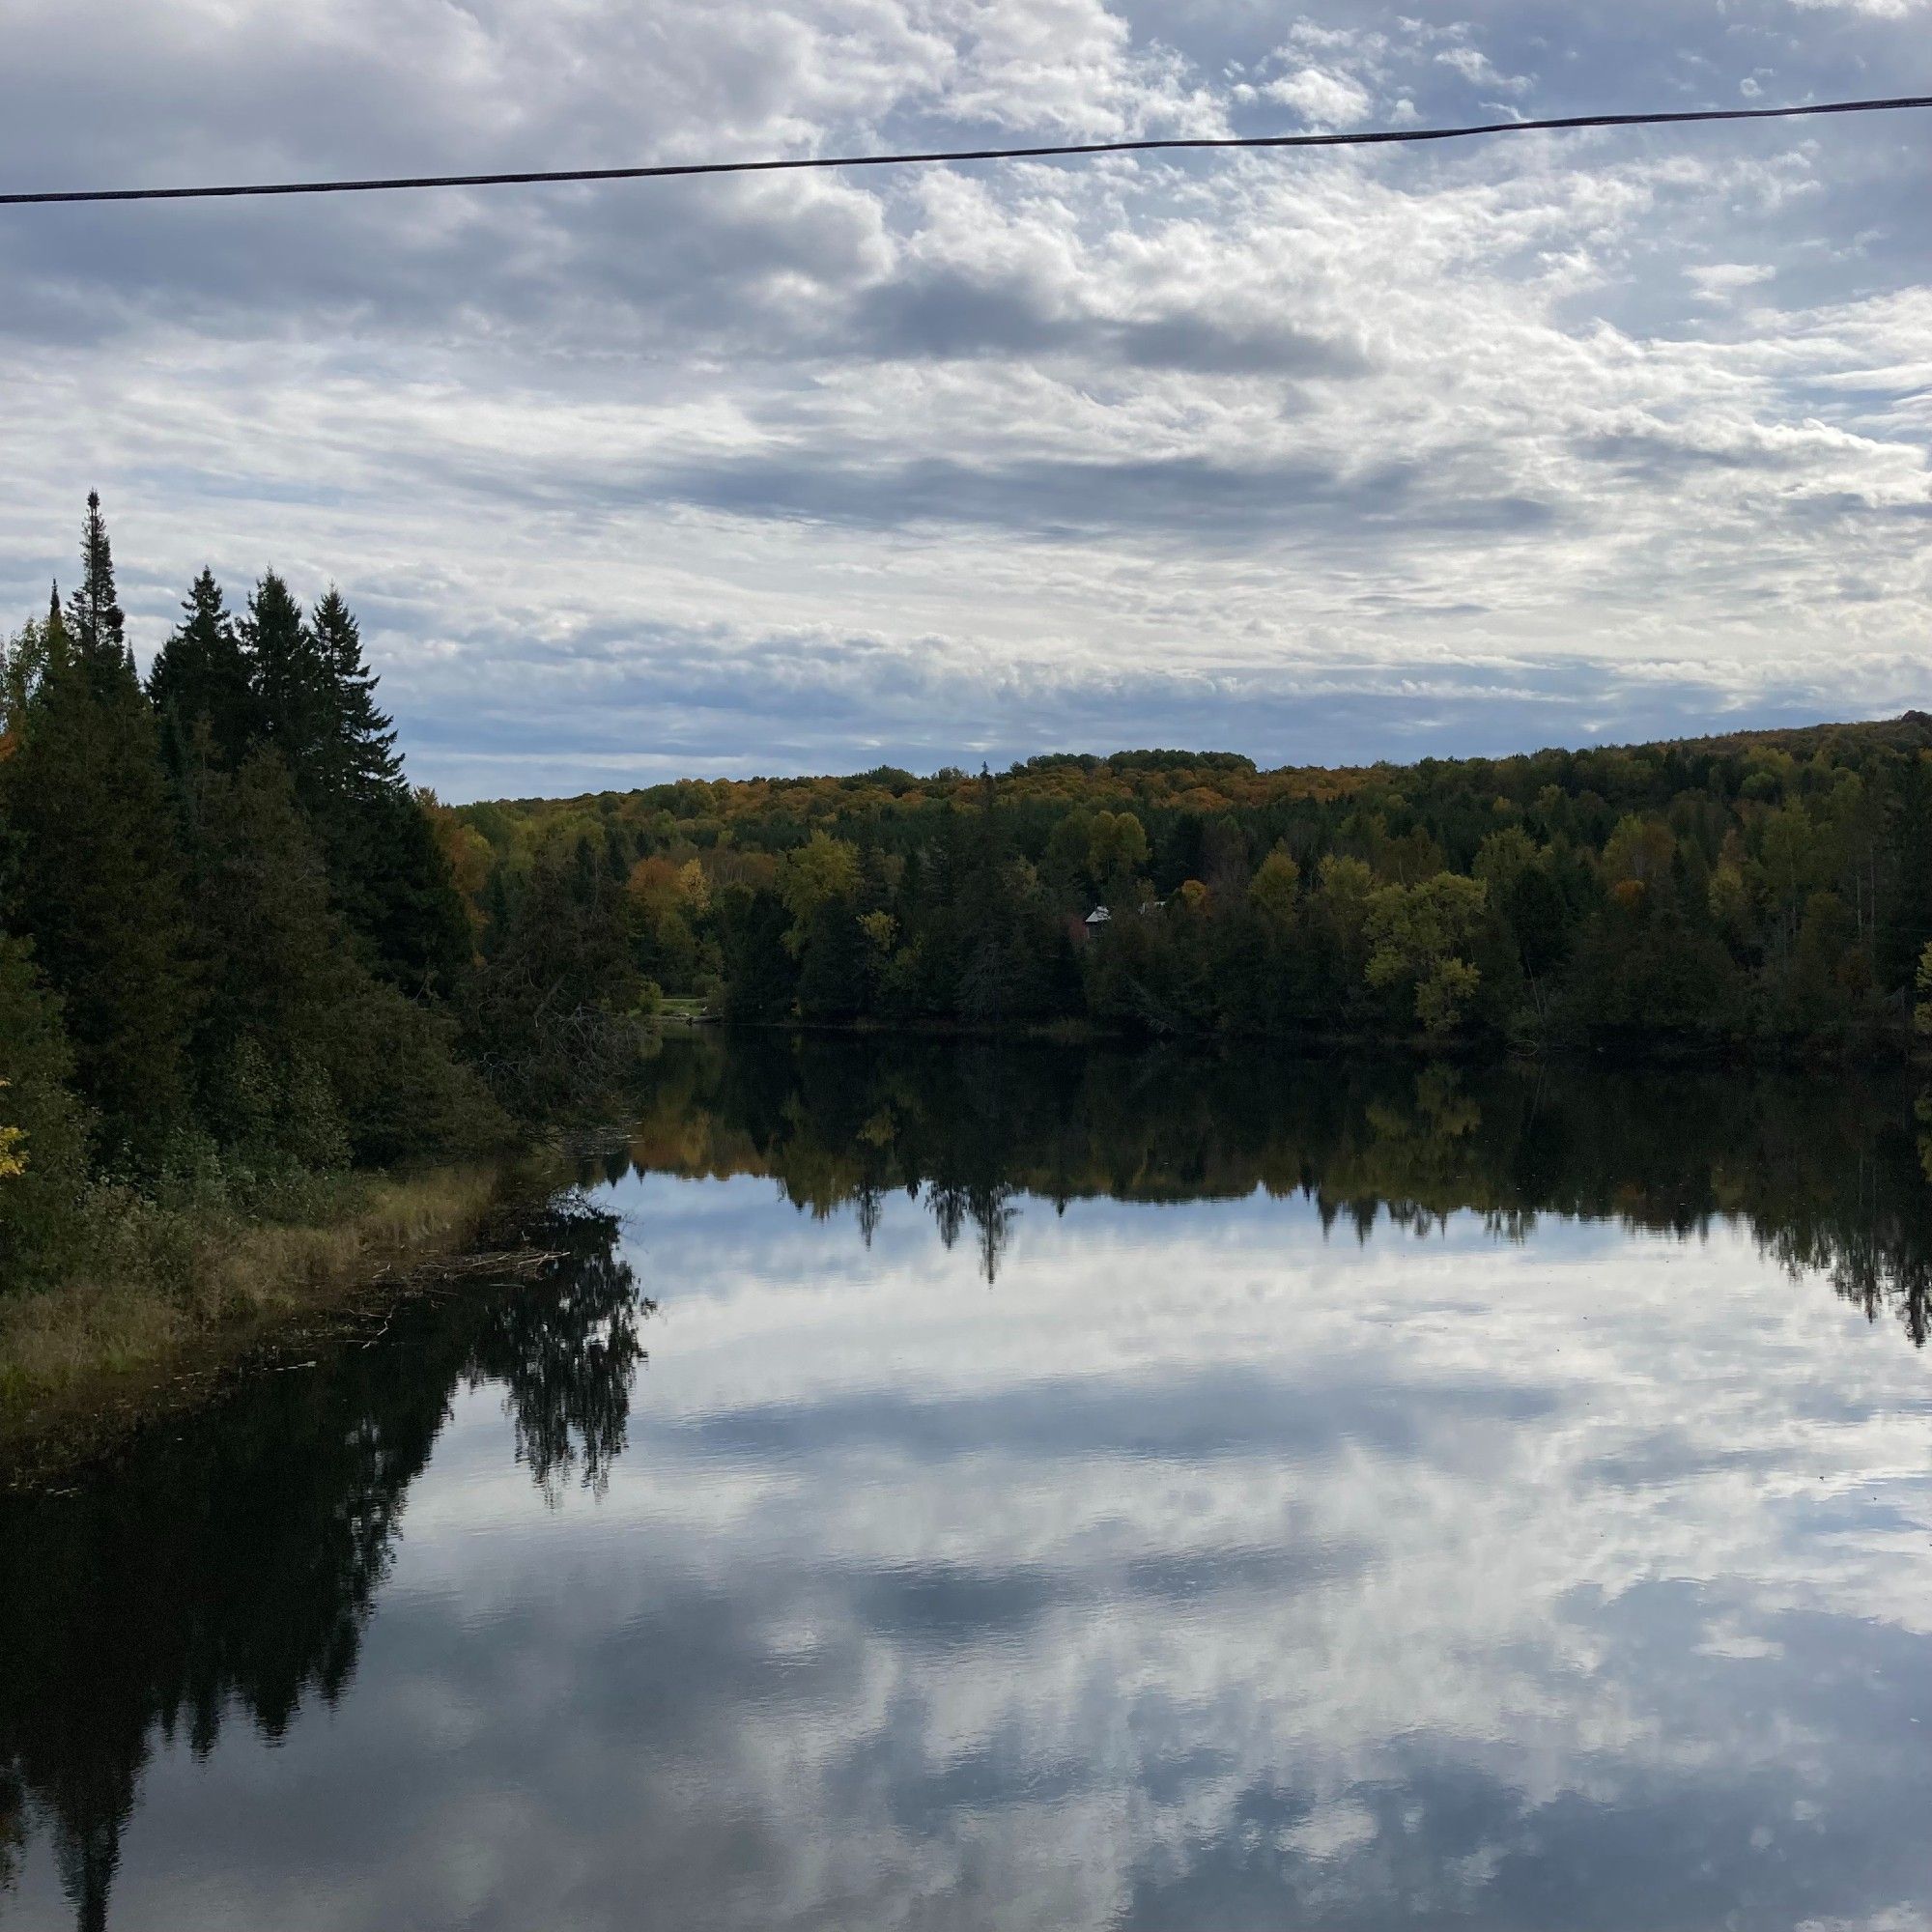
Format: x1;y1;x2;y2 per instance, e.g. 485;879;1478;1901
469;1196;656;1499
0;1203;646;1930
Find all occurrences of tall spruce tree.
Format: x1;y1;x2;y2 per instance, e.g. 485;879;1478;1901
63;492;128;673
243;569;330;787
295;586;470;997
348;787;475;997
148;569;256;779
309;587;400;803
2;499;196;1161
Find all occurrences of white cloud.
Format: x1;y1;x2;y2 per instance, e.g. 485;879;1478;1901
1686;260;1777;301
1435;43;1533;95
0;0;1929;791
1262;65;1376;128
1787;0;1928;15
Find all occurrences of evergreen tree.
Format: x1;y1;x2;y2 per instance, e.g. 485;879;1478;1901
148;569;256;778
183;752;357;1170
308;587;400;803
243;571;328;795
242;582;469;996
343;785;475;998
63;492;128;673
463;851;639;1117
2;508;196;1161
183;751;500;1168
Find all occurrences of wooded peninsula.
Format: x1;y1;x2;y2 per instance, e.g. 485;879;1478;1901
5;495;1932;1430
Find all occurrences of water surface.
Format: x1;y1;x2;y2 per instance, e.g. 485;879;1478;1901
6;1040;1932;1929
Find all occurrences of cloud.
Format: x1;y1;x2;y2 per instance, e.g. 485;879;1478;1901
1262;66;1377;128
1;0;1930;796
1787;0;1928;15
1435;44;1533;95
1686;262;1776;302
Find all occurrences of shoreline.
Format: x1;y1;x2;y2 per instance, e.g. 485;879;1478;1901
10;1016;1920;1487
0;1152;568;1490
721;1011;1919;1069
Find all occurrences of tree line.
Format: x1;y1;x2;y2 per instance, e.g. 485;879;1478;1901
0;497;640;1293
454;723;1932;1051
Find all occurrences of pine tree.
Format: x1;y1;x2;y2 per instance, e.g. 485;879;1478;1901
2;507;196;1161
182;751;499;1167
308;587;400;803
299;587;470;996
148;569;256;778
63;492;128;673
243;570;329;797
341;785;474;997
182;752;358;1169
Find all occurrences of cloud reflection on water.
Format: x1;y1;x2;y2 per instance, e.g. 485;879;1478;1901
7;1046;1932;1929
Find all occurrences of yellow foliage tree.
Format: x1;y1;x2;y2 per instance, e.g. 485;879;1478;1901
0;1080;25;1180
1365;873;1490;1037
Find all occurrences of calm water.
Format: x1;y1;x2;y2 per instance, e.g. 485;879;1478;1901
7;1039;1932;1930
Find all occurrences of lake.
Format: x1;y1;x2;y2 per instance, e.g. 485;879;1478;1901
6;1037;1932;1930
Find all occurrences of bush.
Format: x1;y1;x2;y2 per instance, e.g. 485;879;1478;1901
0;939;94;1291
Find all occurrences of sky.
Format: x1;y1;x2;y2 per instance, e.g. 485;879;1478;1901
1;0;1928;802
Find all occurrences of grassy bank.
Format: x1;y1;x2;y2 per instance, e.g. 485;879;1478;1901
0;1157;556;1481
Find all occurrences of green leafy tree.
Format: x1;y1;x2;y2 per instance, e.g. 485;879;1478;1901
1365;873;1490;1037
1912;941;1932;1037
1247;846;1301;929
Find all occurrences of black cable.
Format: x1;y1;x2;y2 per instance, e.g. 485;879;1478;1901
2;93;1929;209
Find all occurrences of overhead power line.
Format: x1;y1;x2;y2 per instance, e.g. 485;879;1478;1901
2;93;1930;209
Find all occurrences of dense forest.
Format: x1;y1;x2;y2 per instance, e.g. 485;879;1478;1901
0;497;643;1297
9;492;1932;1304
456;714;1932;1052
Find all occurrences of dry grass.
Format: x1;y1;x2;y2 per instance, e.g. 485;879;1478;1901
0;1163;522;1465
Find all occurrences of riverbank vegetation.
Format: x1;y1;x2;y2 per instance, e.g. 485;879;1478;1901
0;498;643;1424
456;719;1932;1052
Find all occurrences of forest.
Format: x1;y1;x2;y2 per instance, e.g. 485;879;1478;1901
0;497;645;1302
457;711;1932;1052
9;491;1932;1310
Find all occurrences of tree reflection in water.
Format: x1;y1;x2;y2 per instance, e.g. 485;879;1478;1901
621;1035;1932;1346
0;1194;647;1932
9;1038;1932;1929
